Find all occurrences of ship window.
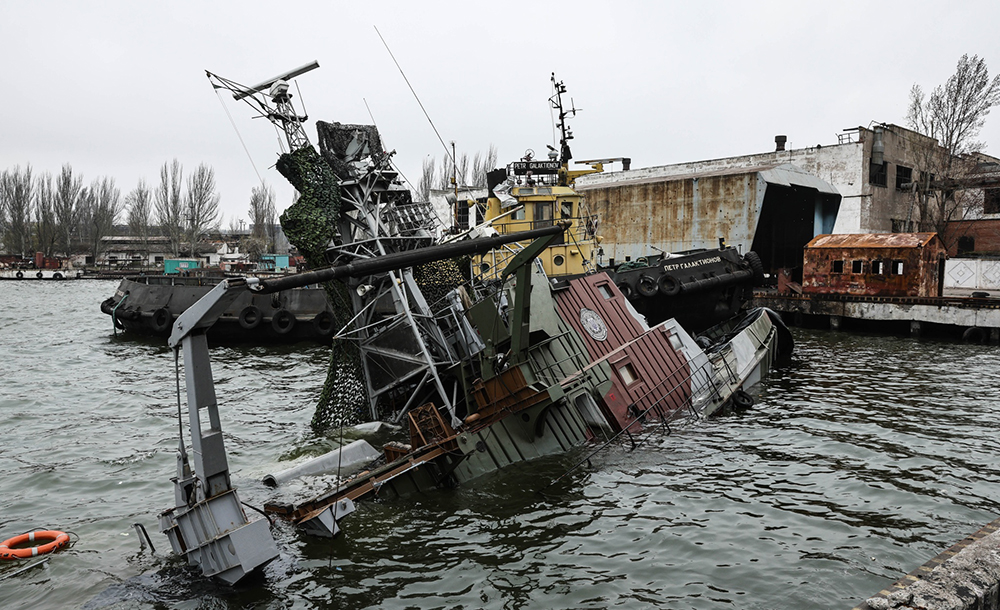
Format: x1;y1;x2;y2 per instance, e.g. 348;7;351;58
534;201;553;227
553;254;565;267
832;260;844;273
598;284;613;299
892;260;905;275
618;362;639;385
871;260;885;275
480;262;491;274
560;201;574;219
512;207;526;220
851;260;864;274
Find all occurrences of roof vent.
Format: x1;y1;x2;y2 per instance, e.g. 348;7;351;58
775;135;787;152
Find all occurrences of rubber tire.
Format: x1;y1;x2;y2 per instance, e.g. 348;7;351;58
150;308;171;333
53;272;63;280
616;282;632;299
732;390;754;410
312;311;334;336
36;271;43;279
658;274;681;296
15;271;23;279
745;251;765;284
636;274;658;298
271;309;296;335
962;326;987;344
239;305;262;330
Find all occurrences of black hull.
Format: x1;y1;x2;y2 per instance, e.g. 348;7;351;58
100;276;336;344
607;247;762;332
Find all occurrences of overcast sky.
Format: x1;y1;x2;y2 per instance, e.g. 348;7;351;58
3;1;1000;225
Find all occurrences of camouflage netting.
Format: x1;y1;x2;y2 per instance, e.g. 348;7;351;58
412;258;467;308
277;146;369;432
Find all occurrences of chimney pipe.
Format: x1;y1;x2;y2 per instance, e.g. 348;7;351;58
775;135;787;152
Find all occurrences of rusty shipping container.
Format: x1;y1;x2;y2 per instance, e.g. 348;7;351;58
801;233;946;297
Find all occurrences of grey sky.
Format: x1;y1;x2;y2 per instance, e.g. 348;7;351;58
3;1;1000;225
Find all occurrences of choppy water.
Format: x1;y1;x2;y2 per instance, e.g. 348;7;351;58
2;280;999;609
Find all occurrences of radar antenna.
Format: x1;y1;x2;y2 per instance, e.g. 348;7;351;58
207;60;320;152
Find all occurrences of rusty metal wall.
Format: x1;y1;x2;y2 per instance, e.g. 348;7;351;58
584;173;760;263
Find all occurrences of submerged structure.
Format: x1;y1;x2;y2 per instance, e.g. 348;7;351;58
154;63;792;583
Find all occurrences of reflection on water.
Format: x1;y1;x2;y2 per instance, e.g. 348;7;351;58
1;281;999;609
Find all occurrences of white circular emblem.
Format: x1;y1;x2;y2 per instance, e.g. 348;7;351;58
580;308;608;341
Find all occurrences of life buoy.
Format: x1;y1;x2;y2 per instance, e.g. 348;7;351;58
271;309;296;335
53;272;64;280
15;271;23;279
36;271;43;279
312;311;334;336
238;305;262;330
150;308;171;333
636;275;658;298
658;274;681;297
0;530;70;560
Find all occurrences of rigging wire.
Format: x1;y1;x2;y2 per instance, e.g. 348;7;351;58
374;25;479;204
213;86;266;189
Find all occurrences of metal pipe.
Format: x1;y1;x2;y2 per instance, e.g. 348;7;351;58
254;222;568;294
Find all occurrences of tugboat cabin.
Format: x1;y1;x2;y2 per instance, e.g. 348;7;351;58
801;232;946;298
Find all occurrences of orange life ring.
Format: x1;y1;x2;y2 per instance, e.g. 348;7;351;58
0;530;70;560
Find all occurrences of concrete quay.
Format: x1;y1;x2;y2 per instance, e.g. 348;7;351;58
853;518;1000;610
752;291;1000;343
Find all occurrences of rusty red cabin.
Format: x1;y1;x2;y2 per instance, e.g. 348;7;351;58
801;233;946;298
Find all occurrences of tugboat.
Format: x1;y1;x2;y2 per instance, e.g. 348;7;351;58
471;74;764;333
153;63;792;583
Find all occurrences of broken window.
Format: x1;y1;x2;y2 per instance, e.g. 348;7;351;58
618;362;638;385
985;188;1000;215
871;260;885;275
851;260;864;274
832;260;845;273
892;260;905;275
870;162;888;188
895;165;913;191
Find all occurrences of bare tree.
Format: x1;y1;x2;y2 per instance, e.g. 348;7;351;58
155;160;184;257
906;54;1000;232
88;177;123;262
54;164;84;255
416;157;435;202
185;163;221;256
126;179;153;261
248;182;276;257
34;172;58;256
1;166;35;256
471;144;499;188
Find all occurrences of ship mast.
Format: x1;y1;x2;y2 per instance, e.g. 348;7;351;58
549;73;577;173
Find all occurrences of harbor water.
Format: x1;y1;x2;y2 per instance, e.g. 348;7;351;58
2;280;999;609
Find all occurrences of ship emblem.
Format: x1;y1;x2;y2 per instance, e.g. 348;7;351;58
580;308;608;341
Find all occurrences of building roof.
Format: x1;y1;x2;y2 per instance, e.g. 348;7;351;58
805;233;940;249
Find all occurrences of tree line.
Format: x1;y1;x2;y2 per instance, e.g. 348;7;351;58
0;160;278;261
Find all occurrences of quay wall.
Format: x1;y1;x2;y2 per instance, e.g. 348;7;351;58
853;518;1000;610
